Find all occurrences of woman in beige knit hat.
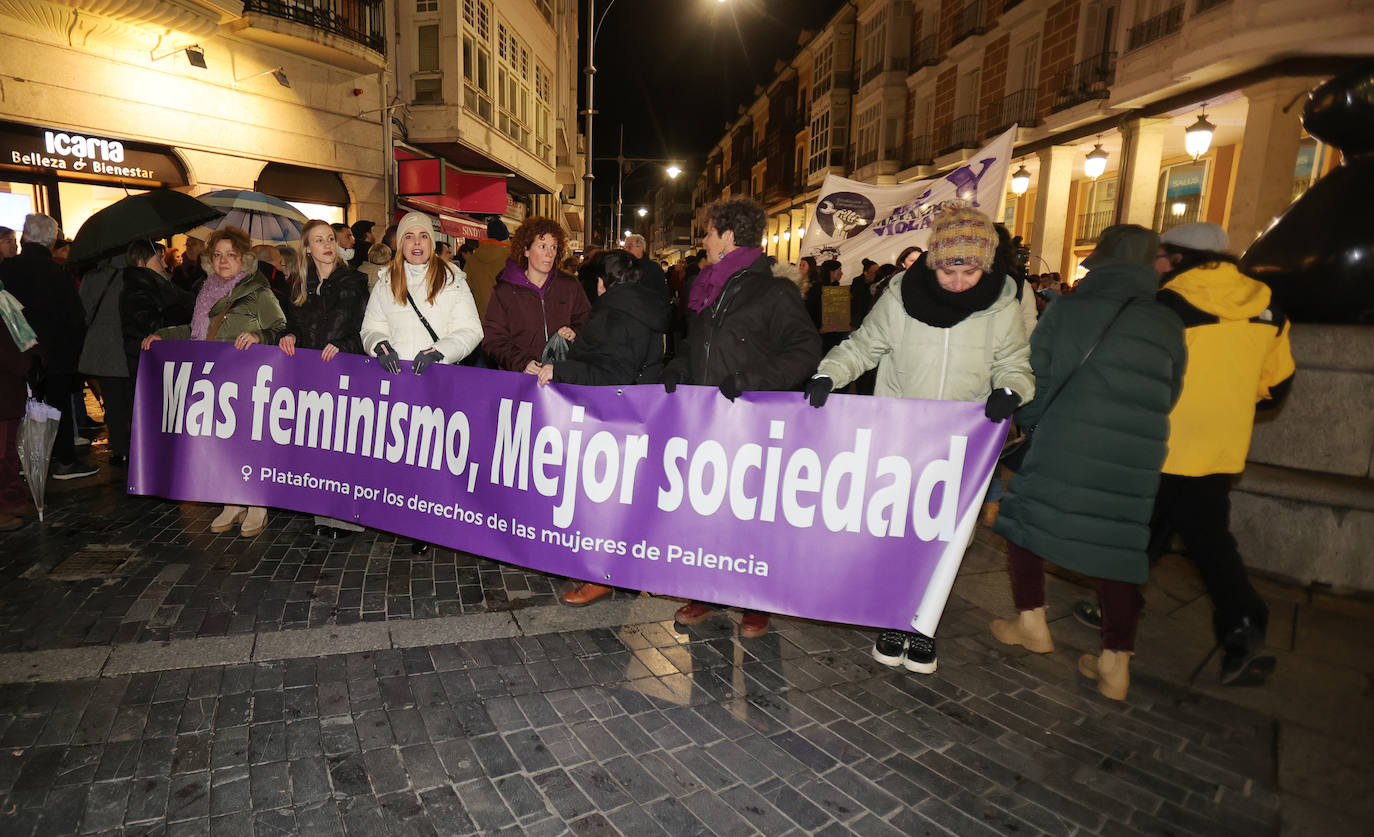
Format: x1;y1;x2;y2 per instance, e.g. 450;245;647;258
804;202;1034;676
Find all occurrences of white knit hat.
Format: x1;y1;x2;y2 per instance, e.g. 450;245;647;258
1160;222;1229;253
396;211;435;239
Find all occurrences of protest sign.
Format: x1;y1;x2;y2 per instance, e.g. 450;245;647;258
802;127;1017;283
131;342;1005;635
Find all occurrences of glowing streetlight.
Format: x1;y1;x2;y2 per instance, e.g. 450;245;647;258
636;207;647;217
1010;164;1031;196
666;165;682;179
1084;142;1109;180
1185;111;1216;160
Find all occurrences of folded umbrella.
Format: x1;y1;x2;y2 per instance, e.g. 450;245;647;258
192;189;309;243
68;189;224;265
16;396;61;522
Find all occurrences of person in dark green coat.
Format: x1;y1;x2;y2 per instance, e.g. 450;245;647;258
989;225;1186;701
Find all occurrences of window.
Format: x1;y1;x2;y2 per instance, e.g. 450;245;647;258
417;0;437;11
496;23;533;148
463;0;493;122
812;42;833;97
959;68;980;117
861;9;887;77
1018;35;1039;91
1155;160;1208;232
535;63;553;163
417;25;439;72
808;109;830;175
856;105;880;166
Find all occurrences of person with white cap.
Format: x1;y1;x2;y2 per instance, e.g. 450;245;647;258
804;202;1034;675
361;210;483;555
360;210;482;376
1147;221;1295;686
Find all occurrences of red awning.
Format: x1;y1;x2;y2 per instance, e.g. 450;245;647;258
396;201;488;240
395;147;507;215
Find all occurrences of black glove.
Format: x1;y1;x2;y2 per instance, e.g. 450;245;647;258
374;341;401;374
985;387;1020;422
804;375;833;408
718;372;745;401
661;366;684;394
412;348;444;375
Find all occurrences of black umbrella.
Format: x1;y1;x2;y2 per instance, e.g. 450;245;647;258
68;188;223;264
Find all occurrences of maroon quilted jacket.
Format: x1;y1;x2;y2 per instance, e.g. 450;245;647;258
481;260;590;372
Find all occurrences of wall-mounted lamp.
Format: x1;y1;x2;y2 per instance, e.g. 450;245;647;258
636;207;648;217
1171;201;1187;217
796;227;805;239
153;44;206;68
782;230;791;241
1010;164;1031;196
236;67;290;89
1084;142;1109;180
1184;111;1216;160
666;165;683;179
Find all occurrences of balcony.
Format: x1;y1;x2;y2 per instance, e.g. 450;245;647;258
239;0;385;71
1127;4;1185;51
984;88;1040;135
904;134;934;168
953;1;989;46
909;36;939;70
1050;51;1117;112
936;115;979;156
1076;209;1113;245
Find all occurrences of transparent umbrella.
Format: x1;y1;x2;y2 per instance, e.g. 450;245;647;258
16;396;61;522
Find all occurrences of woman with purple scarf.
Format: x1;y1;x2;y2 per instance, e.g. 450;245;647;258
142;226;286;537
661;196;821;639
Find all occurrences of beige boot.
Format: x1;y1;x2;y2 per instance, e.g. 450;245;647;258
990;606;1055;653
1078;650;1131;700
240;506;267;538
210;505;245;533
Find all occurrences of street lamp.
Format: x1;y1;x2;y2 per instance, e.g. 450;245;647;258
1084;142;1109;180
636;207;647;217
1185;111;1216;160
1010;164;1031;196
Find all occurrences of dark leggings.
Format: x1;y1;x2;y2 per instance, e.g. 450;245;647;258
1007;542;1142;651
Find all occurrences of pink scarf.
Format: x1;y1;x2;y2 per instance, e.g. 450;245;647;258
688;246;761;312
191;269;247;340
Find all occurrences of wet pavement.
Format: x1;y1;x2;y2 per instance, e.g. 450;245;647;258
0;437;1368;835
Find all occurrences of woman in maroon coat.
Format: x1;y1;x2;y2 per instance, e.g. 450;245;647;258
481;218;590;373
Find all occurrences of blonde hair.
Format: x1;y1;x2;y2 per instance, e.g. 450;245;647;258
388;236;449;305
293;219;333;307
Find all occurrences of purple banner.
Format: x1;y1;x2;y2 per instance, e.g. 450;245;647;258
130;342;1005;634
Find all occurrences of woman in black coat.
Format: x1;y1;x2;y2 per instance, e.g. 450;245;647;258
538;249;670;606
278;220;369;540
538;250;669;388
661;196;822;639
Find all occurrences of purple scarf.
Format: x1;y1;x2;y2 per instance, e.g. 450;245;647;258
688;246;762;313
191;270;247;340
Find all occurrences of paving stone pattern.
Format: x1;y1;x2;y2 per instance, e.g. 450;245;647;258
0;612;1279;835
0;496;597;654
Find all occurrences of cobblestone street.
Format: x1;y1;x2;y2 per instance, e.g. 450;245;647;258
0;453;1368;836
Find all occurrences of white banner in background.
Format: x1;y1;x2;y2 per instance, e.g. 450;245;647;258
802;127;1017;282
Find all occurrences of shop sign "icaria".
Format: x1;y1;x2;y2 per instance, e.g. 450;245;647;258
44;130;126;163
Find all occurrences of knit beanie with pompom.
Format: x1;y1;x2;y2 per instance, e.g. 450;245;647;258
927;203;996;272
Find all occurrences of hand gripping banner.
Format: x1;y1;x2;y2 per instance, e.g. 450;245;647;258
130;342;1006;635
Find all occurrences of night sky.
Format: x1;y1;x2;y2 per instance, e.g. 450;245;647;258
581;0;849;231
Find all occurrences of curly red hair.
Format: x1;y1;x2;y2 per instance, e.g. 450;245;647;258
509;217;567;270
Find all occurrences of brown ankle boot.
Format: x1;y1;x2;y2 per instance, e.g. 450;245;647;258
990;606;1054;653
560;583;611;607
1078;649;1131;700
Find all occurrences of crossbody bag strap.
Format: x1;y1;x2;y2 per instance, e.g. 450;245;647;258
206;305;233;342
1035;296;1135;419
406;291;441;343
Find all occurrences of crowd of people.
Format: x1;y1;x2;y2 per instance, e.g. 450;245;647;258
0;192;1293;700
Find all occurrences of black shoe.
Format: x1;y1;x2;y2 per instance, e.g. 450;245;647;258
872;630;911;668
411;541;430;555
903;632;938;674
313;524;355;541
1220;619;1275;686
51;460;99;480
1072;600;1103;630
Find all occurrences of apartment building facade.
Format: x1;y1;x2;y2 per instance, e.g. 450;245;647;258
395;0;583;246
692;0;1372;277
0;0;391;236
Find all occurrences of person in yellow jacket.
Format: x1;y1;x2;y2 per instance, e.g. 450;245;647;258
1152;222;1295;686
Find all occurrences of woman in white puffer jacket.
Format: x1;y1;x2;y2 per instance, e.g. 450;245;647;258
361;211;483;372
